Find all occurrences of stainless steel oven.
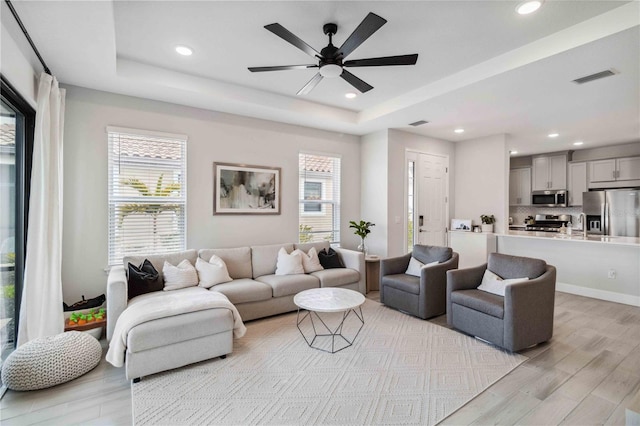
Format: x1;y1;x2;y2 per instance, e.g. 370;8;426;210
531;190;567;207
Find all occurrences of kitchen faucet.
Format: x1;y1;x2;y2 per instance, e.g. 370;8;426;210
579;213;587;238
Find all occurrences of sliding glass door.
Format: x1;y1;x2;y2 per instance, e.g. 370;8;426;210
0;77;34;392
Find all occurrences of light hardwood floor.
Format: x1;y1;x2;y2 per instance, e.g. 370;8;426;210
1;291;639;425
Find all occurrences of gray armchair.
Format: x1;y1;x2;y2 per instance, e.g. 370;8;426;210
446;252;556;352
380;245;459;319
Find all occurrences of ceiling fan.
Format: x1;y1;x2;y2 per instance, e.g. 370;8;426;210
248;12;419;95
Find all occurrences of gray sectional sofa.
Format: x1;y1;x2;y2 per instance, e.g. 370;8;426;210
106;241;364;380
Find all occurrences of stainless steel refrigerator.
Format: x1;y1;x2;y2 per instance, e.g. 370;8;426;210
582;189;640;237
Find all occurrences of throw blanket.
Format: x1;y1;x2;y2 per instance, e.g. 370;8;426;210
106;290;246;367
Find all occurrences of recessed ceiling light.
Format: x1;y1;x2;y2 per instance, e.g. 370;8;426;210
516;1;542;15
510;150;519;155
345;92;357;99
548;133;559;138
454;128;465;134
573;141;584;146
175;45;193;56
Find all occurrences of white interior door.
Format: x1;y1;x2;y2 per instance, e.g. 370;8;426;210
415;153;448;247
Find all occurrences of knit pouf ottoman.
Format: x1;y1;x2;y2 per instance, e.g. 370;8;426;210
1;331;102;391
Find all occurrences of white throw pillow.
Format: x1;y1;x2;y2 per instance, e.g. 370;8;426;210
405;257;423;276
405;258;439;277
162;259;199;291
292;247;324;273
275;247;304;276
477;269;529;297
196;255;233;288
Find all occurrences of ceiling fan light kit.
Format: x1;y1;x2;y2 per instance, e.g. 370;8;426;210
249;12;419;95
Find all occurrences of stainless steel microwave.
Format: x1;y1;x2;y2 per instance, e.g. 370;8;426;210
531;190;567;207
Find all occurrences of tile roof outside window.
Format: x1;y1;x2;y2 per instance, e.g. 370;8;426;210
300;154;333;173
117;134;182;160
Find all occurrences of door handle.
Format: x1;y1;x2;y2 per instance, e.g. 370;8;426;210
419;228;426;233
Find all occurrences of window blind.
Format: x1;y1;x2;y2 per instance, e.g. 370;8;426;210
298;153;341;244
107;127;187;266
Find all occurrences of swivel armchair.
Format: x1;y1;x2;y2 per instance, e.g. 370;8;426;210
380;245;459;319
446;252;556;352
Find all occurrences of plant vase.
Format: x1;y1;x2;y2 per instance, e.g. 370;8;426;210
357;237;368;255
481;224;494;233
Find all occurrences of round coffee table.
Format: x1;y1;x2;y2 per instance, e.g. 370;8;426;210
293;287;365;353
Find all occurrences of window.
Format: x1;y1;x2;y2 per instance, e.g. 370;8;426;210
303;181;322;213
299;153;341;244
1;76;35;374
107;127;187;266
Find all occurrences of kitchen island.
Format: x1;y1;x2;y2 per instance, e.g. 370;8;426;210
497;231;640;307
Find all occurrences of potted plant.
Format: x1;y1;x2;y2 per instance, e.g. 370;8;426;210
480;215;496;233
349;220;375;254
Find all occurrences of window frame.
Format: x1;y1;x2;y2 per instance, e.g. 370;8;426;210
0;75;35;349
107;126;188;266
298;152;341;244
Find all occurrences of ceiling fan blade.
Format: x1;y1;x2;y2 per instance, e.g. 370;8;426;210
248;64;318;72
338;12;387;59
264;23;321;59
297;73;324;95
344;54;418;67
340;70;373;93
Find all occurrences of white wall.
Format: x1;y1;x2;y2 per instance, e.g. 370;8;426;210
62;85;361;303
454;134;509;234
1;3;39;105
387;130;455;257
360;130;389;257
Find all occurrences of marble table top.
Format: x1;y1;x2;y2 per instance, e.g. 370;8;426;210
294;288;365;313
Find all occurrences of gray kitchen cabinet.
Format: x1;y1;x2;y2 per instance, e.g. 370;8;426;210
509;168;531;206
532;154;567;191
568;162;587;206
589;157;640;183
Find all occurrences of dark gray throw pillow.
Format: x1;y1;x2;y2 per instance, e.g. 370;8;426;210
127;259;163;300
318;248;345;269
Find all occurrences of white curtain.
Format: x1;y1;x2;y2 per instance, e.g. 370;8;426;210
17;73;66;346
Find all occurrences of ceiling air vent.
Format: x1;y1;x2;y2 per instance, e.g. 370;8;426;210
409;120;429;127
572;69;617;84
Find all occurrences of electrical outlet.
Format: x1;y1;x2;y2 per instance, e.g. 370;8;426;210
608;269;616;279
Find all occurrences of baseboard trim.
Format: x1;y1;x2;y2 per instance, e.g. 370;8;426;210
556;282;640;307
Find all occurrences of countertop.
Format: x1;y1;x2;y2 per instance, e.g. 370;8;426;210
503;230;640;246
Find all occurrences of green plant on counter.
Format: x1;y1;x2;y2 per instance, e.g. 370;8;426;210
480;215;496;225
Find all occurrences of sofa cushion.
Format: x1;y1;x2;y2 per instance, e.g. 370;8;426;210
310;268;359;288
275;247;304;275
124;249;198;281
412;245;452;265
127;259;163;299
318;248;345;269
196;256;233;288
212;279;273;304
162;259;199;291
381;274;420;295
127;307;233;353
292;247;324;273
251;243;294;278
488;253;547;280
198;247;252;279
256;274;319;298
451;289;504;319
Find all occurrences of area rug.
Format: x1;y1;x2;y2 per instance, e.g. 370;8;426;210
132;299;526;425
